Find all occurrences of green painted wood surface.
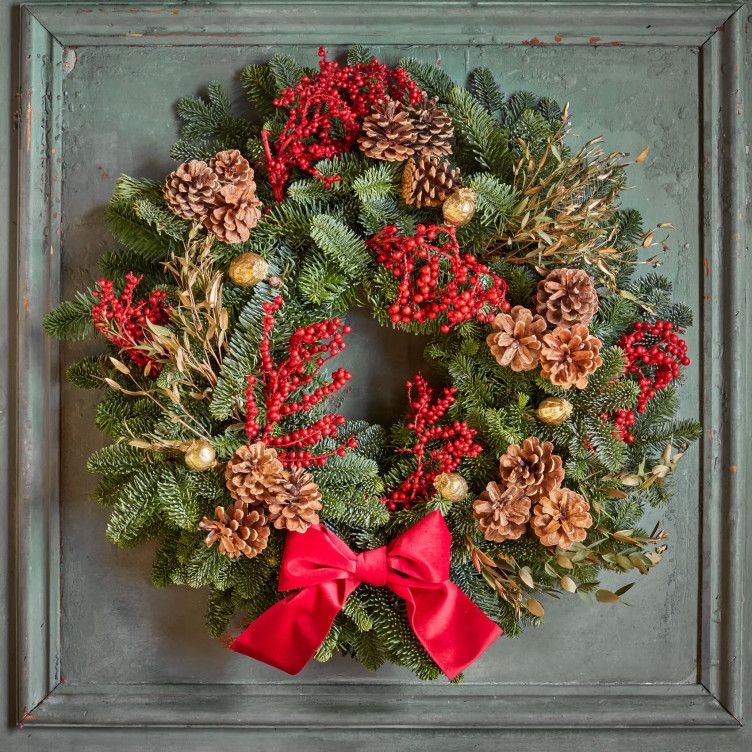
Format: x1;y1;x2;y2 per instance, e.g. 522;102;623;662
59;40;703;688
3;1;751;750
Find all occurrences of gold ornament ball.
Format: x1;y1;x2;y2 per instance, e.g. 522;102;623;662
433;472;469;501
536;397;573;426
185;440;217;472
228;252;269;287
442;187;477;227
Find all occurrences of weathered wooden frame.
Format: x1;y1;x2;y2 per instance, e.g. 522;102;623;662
14;1;748;730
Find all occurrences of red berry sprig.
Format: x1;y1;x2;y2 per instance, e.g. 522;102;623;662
243;295;357;467
90;272;171;376
262;47;423;201
609;319;691;442
382;373;483;511
367;224;510;332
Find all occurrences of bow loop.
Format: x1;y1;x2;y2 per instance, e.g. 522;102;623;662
355;546;388;587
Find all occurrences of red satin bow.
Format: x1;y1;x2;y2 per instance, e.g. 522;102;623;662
230;510;502;679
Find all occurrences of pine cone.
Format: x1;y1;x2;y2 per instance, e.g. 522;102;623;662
534;268;599;328
164;160;219;221
487;305;547;372
225;441;284;506
540;324;603;389
199;502;270;559
358;98;417;161
499;437;564;502
401;155;461;208
405;95;454;157
203;182;262;244
209;149;254;187
473;481;533;542
267;467;323;533
531;487;593;550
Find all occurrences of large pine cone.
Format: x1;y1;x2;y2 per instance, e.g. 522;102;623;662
540;324;603;389
209;149;254;187
473;481;532;543
203;182;262;244
225;441;284;506
267;467;323;533
405;95;454;157
401;155;461;208
164;160;219;221
199;502;270;559
487;305;547;372
499;437;564;502
531;487;592;550
358;98;417;162
534;268;599;328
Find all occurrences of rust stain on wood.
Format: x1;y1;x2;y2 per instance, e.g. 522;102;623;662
589;36;601;44
703;258;710;276
522;37;545;46
25;95;31;153
729;465;737;473
554;34;563;43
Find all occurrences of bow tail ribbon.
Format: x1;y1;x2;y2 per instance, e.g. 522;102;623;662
230;511;502;679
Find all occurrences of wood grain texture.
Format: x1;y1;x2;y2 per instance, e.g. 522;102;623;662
9;0;750;746
24;1;741;46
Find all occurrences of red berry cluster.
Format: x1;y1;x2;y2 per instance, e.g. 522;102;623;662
609;319;690;442
367;224;510;332
262;47;423;201
382;373;482;511
91;272;171;375
244;295;357;467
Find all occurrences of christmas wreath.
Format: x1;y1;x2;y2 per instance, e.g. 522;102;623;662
45;47;701;681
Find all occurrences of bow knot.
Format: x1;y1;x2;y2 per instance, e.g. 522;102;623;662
355;546;387;587
230;511;502;679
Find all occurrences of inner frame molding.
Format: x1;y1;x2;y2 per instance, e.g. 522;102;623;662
13;1;748;729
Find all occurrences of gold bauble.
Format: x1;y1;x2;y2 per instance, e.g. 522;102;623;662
228;252;269;287
433;472;469;501
535;397;573;426
184;440;217;472
442;187;477;227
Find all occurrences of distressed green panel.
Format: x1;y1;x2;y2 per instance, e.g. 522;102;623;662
9;0;750;746
59;41;702;687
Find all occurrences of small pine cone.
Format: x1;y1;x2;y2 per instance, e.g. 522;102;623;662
358;98;417;161
405;95;454;157
209;149;254;187
267;467;323;533
225;441;284;506
473;481;533;543
487;305;547;372
401;155;462;208
499;437;564;502
540;324;603;390
534;268;599;328
164;160;219;221
199;502;270;559
203;182;262;244
531;487;593;550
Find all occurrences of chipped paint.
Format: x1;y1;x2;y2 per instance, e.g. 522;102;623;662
62;47;77;74
25;95;31;153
